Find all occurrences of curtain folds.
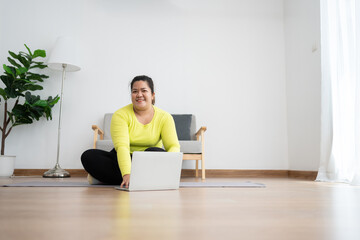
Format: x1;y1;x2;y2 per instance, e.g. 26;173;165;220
316;0;360;185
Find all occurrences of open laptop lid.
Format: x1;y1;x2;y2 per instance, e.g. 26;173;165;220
116;151;183;191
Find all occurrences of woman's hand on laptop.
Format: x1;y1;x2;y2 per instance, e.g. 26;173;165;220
121;174;130;188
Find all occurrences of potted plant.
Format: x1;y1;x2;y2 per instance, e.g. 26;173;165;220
0;44;60;177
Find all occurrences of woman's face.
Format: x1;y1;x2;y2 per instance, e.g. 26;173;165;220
131;80;154;111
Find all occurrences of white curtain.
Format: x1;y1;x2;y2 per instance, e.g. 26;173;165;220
316;0;360;185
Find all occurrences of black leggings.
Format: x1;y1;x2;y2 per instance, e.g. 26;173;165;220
81;147;165;184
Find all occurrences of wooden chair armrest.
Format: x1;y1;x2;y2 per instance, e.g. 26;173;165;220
92;125;104;138
92;125;104;149
195;126;207;138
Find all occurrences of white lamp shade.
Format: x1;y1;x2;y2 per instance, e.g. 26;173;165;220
47;36;81;72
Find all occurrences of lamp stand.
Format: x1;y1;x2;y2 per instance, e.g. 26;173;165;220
43;64;70;178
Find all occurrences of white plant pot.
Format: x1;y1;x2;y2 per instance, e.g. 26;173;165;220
0;155;15;177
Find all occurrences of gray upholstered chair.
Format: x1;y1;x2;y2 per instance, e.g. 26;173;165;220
92;113;207;179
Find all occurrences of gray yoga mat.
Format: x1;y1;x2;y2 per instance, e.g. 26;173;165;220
180;181;265;188
1;181;265;188
2;181;115;187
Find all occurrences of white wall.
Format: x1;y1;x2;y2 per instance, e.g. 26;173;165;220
0;0;298;171
284;0;321;171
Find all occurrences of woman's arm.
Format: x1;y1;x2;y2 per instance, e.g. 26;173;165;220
110;111;132;176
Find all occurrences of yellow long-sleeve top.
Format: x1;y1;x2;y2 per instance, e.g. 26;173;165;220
110;104;180;176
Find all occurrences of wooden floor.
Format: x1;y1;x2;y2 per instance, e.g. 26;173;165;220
1;176;360;240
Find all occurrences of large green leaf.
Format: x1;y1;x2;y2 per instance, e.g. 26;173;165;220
28;106;42;120
8;51;19;60
0;88;7;100
16;67;28;75
48;95;60;106
24;84;43;91
7;57;21;68
25;92;39;104
17;55;30;68
4;87;20;98
24;44;32;57
29;62;47;69
20;52;32;62
3;64;15;77
11;104;27;116
0;75;13;88
33;100;48;107
33;49;46;58
13;117;33;126
26;72;48;82
17;78;31;83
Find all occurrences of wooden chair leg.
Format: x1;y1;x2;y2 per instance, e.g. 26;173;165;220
201;156;205;180
195;160;199;178
200;130;205;179
93;129;98;149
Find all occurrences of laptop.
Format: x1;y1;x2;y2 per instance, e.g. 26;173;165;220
115;151;183;191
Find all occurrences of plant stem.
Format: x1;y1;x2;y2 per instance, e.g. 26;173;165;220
1;98;19;155
5;126;13;139
5;98;18;127
1;101;8;155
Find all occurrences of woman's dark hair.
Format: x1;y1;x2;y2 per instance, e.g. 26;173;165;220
130;75;155;104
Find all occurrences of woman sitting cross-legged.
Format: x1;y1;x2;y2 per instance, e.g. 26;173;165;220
81;75;180;187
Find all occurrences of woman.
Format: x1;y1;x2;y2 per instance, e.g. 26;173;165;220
81;75;180;188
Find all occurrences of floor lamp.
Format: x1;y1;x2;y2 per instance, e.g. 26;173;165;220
43;37;81;178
